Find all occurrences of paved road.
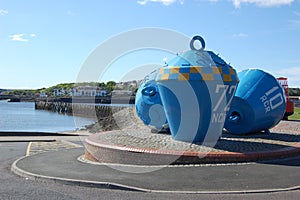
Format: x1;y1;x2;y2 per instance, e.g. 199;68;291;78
0;140;299;199
14;147;300;192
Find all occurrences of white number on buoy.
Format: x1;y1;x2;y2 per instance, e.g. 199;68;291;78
213;84;236;112
260;86;284;113
212;84;237;124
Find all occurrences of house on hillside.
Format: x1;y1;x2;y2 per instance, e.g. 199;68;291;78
116;80;138;89
53;86;107;97
39;92;48;98
53;89;60;96
111;90;133;96
74;86;107;97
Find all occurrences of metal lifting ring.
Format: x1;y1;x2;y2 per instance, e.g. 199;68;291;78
190;35;205;51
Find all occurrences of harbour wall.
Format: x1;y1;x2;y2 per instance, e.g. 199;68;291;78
34;101;130;118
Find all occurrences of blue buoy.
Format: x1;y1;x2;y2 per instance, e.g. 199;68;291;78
224;69;286;135
135;70;167;131
156;36;239;144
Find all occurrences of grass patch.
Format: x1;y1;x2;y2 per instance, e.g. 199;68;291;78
289;107;300;120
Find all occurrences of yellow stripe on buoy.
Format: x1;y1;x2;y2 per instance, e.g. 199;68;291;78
156;66;238;82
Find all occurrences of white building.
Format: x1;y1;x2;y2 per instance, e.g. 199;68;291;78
53;89;60;96
74;86;107;97
111;90;133;96
53;86;107;97
39;92;48;98
116;80;138;89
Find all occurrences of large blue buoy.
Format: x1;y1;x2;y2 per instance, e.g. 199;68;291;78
155;36;239;144
135;70;167;131
224;69;286;135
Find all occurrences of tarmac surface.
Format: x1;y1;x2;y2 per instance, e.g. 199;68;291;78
10;120;300;194
13;148;300;193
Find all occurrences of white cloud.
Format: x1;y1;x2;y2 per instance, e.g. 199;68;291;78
233;33;249;38
137;0;184;6
232;0;294;8
9;33;37;42
274;67;300;87
0;9;8;15
137;0;147;5
10;34;28;42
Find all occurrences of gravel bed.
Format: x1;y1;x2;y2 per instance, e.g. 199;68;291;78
87;108;300;153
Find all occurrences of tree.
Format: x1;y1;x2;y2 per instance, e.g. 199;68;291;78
289;88;300;96
98;82;106;88
106;81;116;92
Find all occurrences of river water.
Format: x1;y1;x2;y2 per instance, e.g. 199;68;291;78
0;101;96;132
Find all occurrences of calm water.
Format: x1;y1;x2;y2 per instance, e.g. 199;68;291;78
0;101;96;132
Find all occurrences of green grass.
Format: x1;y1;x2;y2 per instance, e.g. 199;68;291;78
289;107;300;120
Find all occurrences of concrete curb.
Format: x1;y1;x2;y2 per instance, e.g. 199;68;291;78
11;154;300;194
0;139;56;143
85;132;300;165
0;131;81;137
87;137;300;157
11;156;144;192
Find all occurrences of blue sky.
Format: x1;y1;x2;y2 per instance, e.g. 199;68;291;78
0;0;300;89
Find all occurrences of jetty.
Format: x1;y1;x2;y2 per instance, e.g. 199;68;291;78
34;98;132;118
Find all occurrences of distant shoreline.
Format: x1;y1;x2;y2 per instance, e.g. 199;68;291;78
3;96;136;104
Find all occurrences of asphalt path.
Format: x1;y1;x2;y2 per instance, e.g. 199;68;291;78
0;140;299;199
14;148;300;192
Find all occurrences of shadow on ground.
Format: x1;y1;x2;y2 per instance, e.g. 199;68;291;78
222;131;300;143
213;138;292;153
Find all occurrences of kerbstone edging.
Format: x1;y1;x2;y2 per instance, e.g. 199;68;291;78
11;153;300;194
11;156;144;192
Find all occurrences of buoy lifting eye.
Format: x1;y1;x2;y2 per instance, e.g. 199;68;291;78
190;35;205;51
